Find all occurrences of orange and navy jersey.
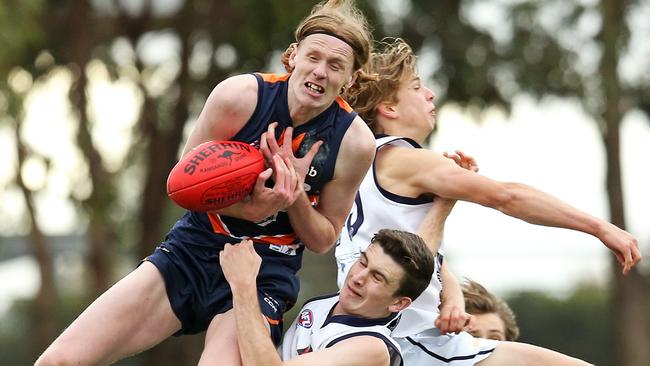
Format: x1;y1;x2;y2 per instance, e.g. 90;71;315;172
180;72;356;256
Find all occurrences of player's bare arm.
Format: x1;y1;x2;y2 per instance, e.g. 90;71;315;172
287;116;375;253
220;240;279;366
436;262;474;334
284;336;392;366
415;184;472;334
381;146;640;274
181;74;258;156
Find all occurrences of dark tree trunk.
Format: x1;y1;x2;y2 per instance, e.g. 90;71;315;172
13;102;59;359
600;0;650;365
63;1;115;297
136;3;206;364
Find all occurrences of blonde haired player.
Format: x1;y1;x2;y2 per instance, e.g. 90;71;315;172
336;37;640;365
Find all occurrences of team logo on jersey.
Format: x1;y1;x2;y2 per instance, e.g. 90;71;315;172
298;309;314;328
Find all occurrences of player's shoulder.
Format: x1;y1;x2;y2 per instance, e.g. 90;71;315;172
378;140;443;165
201;74;259;125
212;73;258;103
341;116;376;159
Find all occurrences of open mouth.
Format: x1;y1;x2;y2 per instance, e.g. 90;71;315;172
305;81;325;94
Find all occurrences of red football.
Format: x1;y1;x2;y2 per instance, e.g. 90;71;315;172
167;140;265;211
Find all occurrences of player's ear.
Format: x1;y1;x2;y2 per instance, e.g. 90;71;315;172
388;296;412;313
348;70;359;87
288;43;298;69
376;102;398;119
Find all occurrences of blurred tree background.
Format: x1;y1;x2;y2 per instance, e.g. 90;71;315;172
0;0;648;365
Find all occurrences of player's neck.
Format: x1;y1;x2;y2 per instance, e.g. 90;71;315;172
377;121;427;144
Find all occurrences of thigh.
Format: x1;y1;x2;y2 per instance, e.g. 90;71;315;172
40;261;181;365
198;309;271;366
477;341;592;366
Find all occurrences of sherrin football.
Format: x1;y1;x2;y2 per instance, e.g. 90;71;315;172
167;140;265;211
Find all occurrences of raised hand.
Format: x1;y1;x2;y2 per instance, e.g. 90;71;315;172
443;150;479;172
435;304;475;334
243;154;299;222
260;122;323;187
598;223;642;275
219;240;261;290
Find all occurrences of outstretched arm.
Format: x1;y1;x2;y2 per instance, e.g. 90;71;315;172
385;147;641;274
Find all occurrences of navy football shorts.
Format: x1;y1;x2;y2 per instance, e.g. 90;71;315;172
145;239;297;345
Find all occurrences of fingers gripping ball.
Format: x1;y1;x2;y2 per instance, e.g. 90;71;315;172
167;141;265;211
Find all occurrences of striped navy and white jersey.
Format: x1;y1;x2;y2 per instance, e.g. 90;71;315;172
334;135;445;337
279;293;403;366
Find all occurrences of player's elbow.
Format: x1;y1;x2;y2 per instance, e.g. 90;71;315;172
488;182;523;213
306;239;336;254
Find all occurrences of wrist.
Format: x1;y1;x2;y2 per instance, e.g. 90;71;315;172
230;278;258;297
241;197;268;222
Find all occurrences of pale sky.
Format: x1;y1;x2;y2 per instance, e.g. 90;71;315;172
432;96;650;296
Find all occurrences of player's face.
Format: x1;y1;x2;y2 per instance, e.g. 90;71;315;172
287;34;355;118
465;312;506;341
339;243;406;318
393;75;436;134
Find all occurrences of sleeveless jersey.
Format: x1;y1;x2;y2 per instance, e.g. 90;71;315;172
174;72;357;261
334;135;445;337
280;293;403;366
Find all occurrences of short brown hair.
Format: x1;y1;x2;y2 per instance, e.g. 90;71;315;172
462;279;520;341
281;0;377;86
371;229;435;301
345;37;417;132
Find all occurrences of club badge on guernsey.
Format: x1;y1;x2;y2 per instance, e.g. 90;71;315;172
298;309;314;328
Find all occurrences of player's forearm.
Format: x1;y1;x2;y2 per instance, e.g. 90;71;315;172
440;264;464;311
417;202;453;254
287;193;338;254
232;283;284;366
213;199;266;222
496;182;602;236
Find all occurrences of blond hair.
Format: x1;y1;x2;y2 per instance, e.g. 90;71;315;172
462;279;520;341
344;38;417;132
281;0;377;87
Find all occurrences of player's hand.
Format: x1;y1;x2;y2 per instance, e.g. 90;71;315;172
599;223;642;275
260;122;323;186
443;150;479;172
435;304;475;334
244;154;299;221
220;240;261;290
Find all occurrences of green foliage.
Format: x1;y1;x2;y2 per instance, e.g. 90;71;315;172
0;0;46;76
506;284;613;365
0;300;31;365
